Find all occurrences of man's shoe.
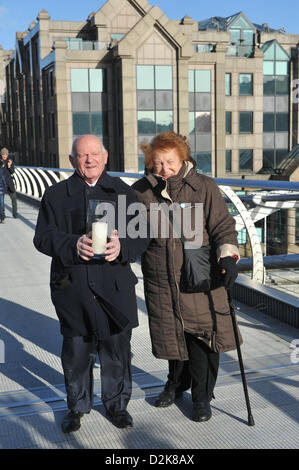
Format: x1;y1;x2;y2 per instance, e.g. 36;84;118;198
154;390;182;408
107;410;133;429
61;410;83;433
192;402;212;422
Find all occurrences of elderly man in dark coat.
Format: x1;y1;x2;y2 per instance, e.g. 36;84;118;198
34;134;149;433
0;148;17;218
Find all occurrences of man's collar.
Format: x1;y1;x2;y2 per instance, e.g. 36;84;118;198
66;170;117;196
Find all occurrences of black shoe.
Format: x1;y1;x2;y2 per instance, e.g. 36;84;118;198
154;390;182;408
192;402;212;422
13;214;17;218
61;410;83;433
106;410;133;429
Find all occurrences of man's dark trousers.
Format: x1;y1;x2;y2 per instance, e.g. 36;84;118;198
7;189;17;217
61;329;132;415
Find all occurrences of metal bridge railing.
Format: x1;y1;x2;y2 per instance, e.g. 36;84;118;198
13;166;299;293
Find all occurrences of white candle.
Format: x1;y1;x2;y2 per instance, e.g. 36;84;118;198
92;221;108;255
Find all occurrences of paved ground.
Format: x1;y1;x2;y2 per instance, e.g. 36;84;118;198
0;197;298;451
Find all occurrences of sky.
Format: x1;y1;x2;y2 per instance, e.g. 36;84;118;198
0;0;298;50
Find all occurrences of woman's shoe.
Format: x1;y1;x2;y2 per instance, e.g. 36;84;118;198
154;390;182;407
192;401;212;422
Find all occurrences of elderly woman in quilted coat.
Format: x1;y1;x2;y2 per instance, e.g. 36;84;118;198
132;131;241;422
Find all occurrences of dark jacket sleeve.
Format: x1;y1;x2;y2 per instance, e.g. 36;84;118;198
203;177;239;252
33;189;80;267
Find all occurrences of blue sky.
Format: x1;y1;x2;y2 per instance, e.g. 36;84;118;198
0;0;298;50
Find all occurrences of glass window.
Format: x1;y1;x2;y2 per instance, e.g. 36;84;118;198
195;70;211;93
275;149;288;166
276;76;289;95
71;93;90;112
226;111;232;134
226;150;232;172
263;62;274;75
91;113;103;135
155;66;172;90
137;65;154;90
138;154;145;173
239;74;252;95
71;69;89;92
232;16;252;29
225;73;231;96
195;152;211;174
72;113;90;135
263;43;275;60
188;70;194;92
263;149;274;169
137;111;155;134
263;113;274;132
275;43;289;60
239;112;253;133
156;111;173;133
195;112;211;132
230;29;241;45
239;149;253;171
276;62;288;76
89;69;103;92
189;112;195;134
243;30;254;45
276;113;289;132
263;76;275;95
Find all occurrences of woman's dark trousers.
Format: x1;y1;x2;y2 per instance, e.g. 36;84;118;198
61;329;132;415
165;332;220;403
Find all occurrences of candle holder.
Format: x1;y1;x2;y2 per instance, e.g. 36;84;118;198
87;200;116;260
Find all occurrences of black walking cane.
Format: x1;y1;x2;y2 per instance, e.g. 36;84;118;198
227;289;255;426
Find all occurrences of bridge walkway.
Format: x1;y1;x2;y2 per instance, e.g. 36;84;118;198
0;197;298;449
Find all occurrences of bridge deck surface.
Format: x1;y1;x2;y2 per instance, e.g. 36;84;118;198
0;198;298;450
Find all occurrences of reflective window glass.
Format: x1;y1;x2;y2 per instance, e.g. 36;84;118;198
226;111;232;134
276;113;289;132
189;112;195;134
72;113;90;135
243;30;254;45
226;150;232;172
225;73;231;96
156;111;173;133
276;76;289;95
137;90;155;110
263;62;274;75
263;76;275;95
275;43;289;60
275;149;288;166
71;69;89;92
156;90;173;110
137;111;155;134
263;149;274;169
195;112;211;132
239;149;253;171
188;70;194;92
232;16;252;29
71;93;90;112
89;69;103;92
276;62;288;76
230;29;241;44
263;43;275;60
155;66;172;90
137;66;154;90
91;113;103;135
239;74;252;95
195;152;211;174
195;70;211;93
263;113;274;132
239;112;253;133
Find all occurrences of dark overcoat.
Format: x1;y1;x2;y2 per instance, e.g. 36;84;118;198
33;171;149;338
3;160;16;193
133;162;241;360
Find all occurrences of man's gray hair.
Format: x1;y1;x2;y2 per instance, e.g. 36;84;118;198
70;135;106;158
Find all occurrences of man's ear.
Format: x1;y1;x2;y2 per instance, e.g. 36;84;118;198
104;150;108;165
69;155;75;168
